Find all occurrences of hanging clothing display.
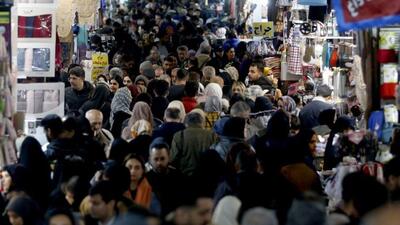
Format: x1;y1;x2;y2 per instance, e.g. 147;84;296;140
18;14;52;38
352;55;367;111
287;43;303;75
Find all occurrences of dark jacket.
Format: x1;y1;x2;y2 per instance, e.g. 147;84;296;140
151;97;169;121
299;98;333;129
65;81;93;114
152;122;186;147
128;135;153;162
146;167;188;217
249;76;274;92
170;127;217;176
167;85;185;102
111;111;131;138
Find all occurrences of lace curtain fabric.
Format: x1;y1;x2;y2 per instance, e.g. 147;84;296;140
0;33;17;167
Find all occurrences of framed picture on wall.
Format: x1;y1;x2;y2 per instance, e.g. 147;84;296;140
16;42;55;77
16;6;56;42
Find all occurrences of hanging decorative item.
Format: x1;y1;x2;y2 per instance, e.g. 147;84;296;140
56;0;73;38
333;0;400;31
74;0;97;18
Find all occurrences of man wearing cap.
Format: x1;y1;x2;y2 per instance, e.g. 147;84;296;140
299;84;334;129
65;66;93;115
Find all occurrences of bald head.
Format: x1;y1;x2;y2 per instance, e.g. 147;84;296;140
85;109;103;134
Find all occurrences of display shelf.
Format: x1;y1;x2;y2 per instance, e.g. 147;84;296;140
303;36;354;40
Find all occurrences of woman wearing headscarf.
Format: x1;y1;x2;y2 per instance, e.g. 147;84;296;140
277;96;297;116
247;96;275;144
255;110;291;176
167;101;186;122
79;83;111;128
109;75;124;101
110;87;132;138
204;96;223;130
128;120;153;162
18;137;51;211
121;101;153;140
212;196;241;225
5;196;44;225
1;164;31;201
197;83;229;112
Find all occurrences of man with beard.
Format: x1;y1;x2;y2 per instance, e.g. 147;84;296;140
146;138;188;217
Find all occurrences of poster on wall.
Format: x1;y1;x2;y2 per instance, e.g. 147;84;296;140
16;42;55;77
333;0;400;31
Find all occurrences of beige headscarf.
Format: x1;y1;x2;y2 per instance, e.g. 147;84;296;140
121;102;153;140
167;101;186;122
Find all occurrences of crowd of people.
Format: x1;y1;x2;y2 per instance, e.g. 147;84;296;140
2;1;400;225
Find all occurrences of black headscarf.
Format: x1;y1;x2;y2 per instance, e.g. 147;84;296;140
4;164;31;195
18;136;51;210
108;138;130;164
266;110;290;139
6;196;44;225
79;83;110;113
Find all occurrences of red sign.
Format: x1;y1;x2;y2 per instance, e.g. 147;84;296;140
334;0;400;31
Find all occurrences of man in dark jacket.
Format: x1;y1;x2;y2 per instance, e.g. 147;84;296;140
247;62;274;92
152;107;185;146
65;66;93;115
147;138;188;217
299;84;334;129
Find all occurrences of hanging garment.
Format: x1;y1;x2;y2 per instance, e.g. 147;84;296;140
352;56;367;111
18;14;52;38
329;47;339;68
287;43;303;75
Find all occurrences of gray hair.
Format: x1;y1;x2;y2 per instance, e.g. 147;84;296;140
202;66;216;80
230;101;251;117
242;207;278;225
184;110;205;128
139;61;153;72
109;67;123;79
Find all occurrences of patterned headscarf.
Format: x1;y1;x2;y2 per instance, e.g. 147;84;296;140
110;87;132;125
281;96;296;114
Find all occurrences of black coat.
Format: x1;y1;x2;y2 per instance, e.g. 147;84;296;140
18;136;51;211
65;81;93;114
